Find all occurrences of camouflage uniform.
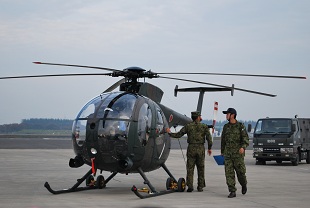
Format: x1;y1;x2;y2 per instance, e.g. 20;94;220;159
169;113;213;190
221;121;249;192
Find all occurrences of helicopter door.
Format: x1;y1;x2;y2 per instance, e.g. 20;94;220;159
137;103;152;146
155;107;170;161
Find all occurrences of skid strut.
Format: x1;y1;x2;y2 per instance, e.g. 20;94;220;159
44;169;117;194
131;164;185;199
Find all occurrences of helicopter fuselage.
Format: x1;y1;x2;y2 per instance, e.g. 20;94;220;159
71;91;173;174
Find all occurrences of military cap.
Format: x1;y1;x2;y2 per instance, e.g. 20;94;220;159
191;111;201;117
222;108;237;115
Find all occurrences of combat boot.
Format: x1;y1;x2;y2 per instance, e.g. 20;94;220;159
228;192;236;198
242;185;247;195
187;187;193;192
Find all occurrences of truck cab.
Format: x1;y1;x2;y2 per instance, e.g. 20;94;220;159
253;117;310;166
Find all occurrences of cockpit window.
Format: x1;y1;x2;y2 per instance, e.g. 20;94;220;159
76;93;120;119
97;93;137;139
73;92;137;144
77;96;101;119
98;119;129;140
106;94;136;119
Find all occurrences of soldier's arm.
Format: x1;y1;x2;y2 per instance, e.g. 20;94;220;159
240;124;249;149
205;127;213;150
169;126;186;138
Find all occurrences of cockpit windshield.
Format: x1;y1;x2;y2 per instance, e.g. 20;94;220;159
98;93;137;139
105;93;136;119
254;119;292;134
72;92;137;144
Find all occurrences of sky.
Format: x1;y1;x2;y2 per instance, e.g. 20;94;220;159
0;0;309;125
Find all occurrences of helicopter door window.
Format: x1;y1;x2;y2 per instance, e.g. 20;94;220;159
138;103;152;146
155;108;169;158
156;110;164;135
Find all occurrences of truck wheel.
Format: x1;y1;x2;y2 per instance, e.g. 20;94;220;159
292;154;299;166
276;160;282;164
306;150;310;164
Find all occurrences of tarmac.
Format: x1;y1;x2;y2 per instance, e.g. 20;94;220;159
1;146;310;208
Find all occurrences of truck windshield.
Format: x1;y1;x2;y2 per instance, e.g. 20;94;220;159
254;119;292;134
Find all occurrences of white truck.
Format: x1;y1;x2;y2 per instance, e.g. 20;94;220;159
252;117;310;166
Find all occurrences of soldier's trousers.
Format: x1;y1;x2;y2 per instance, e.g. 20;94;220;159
224;156;247;192
186;144;206;189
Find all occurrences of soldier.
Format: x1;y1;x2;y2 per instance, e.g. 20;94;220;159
167;111;213;192
221;108;249;198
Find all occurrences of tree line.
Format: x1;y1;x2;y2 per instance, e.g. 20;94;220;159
0;118;74;133
0;118;257;134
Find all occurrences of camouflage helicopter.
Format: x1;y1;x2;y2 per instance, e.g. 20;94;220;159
0;62;306;198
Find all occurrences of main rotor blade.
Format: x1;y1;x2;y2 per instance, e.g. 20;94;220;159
0;73;112;80
157;72;306;79
103;78;126;93
33;62;122;72
159;75;276;97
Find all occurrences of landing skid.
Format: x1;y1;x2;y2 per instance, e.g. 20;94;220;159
44;168;117;194
131;164;186;199
44;164;185;198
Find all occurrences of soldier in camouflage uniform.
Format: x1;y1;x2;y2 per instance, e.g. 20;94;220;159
221;108;249;198
168;111;213;192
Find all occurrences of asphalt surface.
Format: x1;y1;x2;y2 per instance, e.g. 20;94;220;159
0;136;308;208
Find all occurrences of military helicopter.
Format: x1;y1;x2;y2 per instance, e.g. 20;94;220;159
0;62;306;198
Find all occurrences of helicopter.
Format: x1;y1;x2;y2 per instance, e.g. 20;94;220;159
0;62;306;199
